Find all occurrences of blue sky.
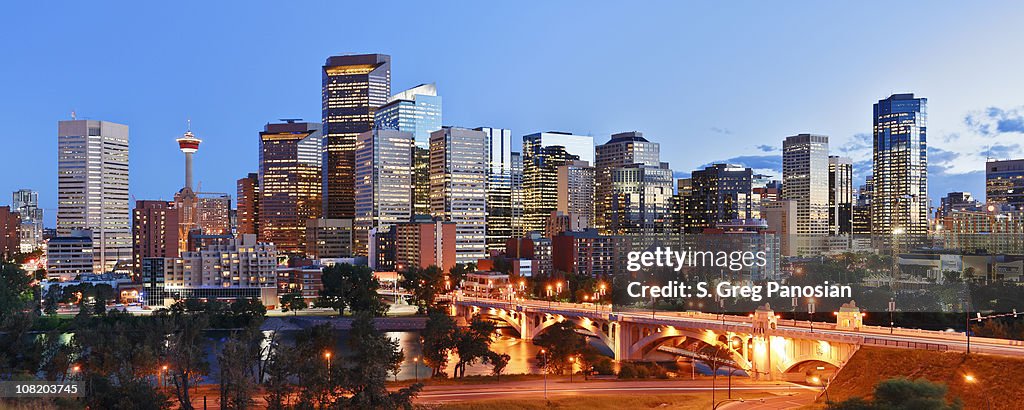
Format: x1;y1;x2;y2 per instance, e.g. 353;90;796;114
3;1;1024;226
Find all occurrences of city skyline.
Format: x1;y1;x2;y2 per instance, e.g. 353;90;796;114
4;2;1024;224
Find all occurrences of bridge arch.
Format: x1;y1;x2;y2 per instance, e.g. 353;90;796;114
627;327;751;370
527;313;614;352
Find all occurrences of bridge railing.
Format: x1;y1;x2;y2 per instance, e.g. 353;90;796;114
863;337;949;352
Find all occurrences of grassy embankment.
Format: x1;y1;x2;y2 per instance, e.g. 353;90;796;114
812;346;1024;409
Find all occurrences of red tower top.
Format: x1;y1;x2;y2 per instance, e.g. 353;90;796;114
177;130;201;153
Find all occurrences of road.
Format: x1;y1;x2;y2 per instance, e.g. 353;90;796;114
414;377;817;404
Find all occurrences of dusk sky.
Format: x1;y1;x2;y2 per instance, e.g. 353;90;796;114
3;1;1024;226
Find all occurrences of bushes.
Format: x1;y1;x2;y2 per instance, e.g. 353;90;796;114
617;362;669;379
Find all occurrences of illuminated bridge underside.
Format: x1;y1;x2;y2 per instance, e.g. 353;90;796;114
451;296;1004;381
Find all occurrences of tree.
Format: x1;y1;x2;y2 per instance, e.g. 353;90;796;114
452;316;497;378
218;326;264;409
262;332;297;410
319;263;388;316
449;263;476;289
828;377;962;410
337;312;423;409
166;313;210;410
484;352;510;382
279;292;308;316
533;321;587;374
400;265;446;313
0;261;34;329
421;308;459;377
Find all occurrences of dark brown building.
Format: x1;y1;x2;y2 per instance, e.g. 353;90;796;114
0;206;20;259
321;54;391;219
236;173;259;236
132;200;179;273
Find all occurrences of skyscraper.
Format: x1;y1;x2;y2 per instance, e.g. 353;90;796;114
510;152;525;238
430;127;488;264
872;93;928;244
322;54;391;219
236;173;259;236
57;119;131;273
685;164;754;233
828;156;854;235
557;160;595;230
594;131;673;236
477;127;514;253
521;132;594;233
354;129;414;255
985;159;1024;210
12;189;43;253
259;120;323;254
375;83;442;217
782;134;830;237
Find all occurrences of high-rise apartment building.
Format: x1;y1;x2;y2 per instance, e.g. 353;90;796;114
375;83;442;217
141;234;278;307
322;54;391;219
236;173;259;236
132;200;179;274
259;120;323;254
12;189;43;253
354;129;414;255
872;94;928;244
430;127;488;264
782;134;830;237
394;216;457;274
986;159;1024;210
478;127;514;252
57;120;131;273
828;156;854;235
521;132;594;233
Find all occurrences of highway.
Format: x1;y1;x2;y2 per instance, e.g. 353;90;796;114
414;378;817;404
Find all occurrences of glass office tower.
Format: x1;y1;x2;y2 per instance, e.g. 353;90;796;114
871;93;928;245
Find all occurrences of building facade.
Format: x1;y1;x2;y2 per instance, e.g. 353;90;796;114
259;121;323;254
236;173;260;236
12;189;43;253
375;83;442;217
521;132;594;233
57;120;131;273
394;216;456;274
828;156;854;235
305;218;354;259
140;234;278;307
986;159;1024;210
872;93;929;245
479;127;514;253
46;230;93;281
429;127;488;264
684;164;754;233
132;200;179;274
322;54;391;219
354;129;414;254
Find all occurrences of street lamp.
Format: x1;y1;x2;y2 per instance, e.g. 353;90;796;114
540;348;549;400
888;297;896;334
569;356;576;383
964;374;992;410
413;357;419;381
325;351;332;387
811;376;830;403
